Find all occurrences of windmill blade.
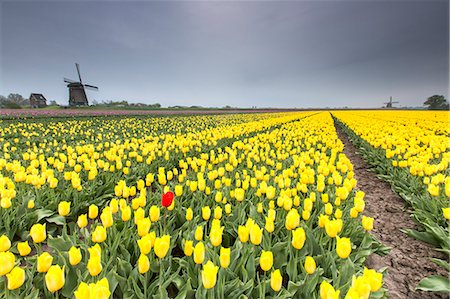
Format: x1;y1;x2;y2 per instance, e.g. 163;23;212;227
84;84;99;91
64;77;77;84
75;63;83;83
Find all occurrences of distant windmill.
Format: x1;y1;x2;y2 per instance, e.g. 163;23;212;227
384;96;399;108
64;63;98;106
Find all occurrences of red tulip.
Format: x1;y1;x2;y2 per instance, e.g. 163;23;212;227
161;191;174;207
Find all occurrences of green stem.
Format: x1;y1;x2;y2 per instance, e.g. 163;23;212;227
144;271;148;298
159;259;164;297
5;279;9;299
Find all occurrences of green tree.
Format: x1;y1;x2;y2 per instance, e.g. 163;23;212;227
424;95;449;110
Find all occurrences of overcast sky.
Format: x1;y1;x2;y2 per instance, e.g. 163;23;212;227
0;0;448;108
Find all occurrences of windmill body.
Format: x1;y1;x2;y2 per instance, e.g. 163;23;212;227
384;96;399;108
64;63;98;106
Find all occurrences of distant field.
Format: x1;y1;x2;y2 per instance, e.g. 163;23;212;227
0;108;300;119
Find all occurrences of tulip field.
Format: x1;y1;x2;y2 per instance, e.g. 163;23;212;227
0;110;448;298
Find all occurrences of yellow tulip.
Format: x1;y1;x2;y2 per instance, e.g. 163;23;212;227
27;200;35;209
202;206;211;221
88;204;99;219
138;254;150;274
58;201;71;216
259;250;273;272
17;241;31;256
6;266;25;290
0;235;11;252
270;269;282;292
137;218;151;237
184;240;194;256
442;208;450;220
304;256;316;274
121;206;131;221
87;256;102;276
92;225;107;243
265;217;274;233
214;206;222;219
69;246;82;266
154;235;170;259
291;227;306;250
285;209;300;230
175;185;183;196
362;267;383;292
195;226;203;241
250;224;263;245
201;261;219;289
137;234;153;255
336;236;352;259
194;242;205;264
361;216;374;231
320;281;340;299
186;208;193;221
30;223;46;243
225;204;231;214
150;205;160;222
74;282;90;299
209;226;223;247
45;265;65;293
37;252;53;273
92;278;111;299
77;214;88;228
220;247;231;268
0;251;15;276
238;225;249;243
100;208;113;228
88;244;102;258
325;220;340;238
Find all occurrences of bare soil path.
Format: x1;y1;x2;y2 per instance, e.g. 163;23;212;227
333;118;448;299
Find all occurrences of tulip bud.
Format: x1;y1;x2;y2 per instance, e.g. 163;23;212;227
45;265;65;292
137;234;153;255
250;224;263;245
30;223;46;243
37;252;53;273
6;266;25;290
137;218;151;237
87;256;102;276
194;242;205;264
150;205;160;222
285;209;300;230
238;225;249;243
361;216;374;231
291;227;306;250
100;208;113;228
220;247;230;268
0;235;11;252
202;206;211;221
336;236;352;259
27;200;35;209
209;226;224;247
58;201;71;216
138;254;150;274
92;226;107;243
184;240;194;257
195;226;203;241
0;251;15;276
17;241;31;256
260;250;274;273
77;214;88;229
201;261;219;289
186;208;193;221
304;256;316;274
443;208;450;220
121;206;132;221
270;269;282;292
69;246;82;266
88;204;99;219
320;281;340;299
154;235;170;259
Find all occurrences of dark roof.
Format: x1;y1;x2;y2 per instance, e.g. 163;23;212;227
30;93;47;101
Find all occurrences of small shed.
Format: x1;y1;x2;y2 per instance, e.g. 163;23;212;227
30;93;47;108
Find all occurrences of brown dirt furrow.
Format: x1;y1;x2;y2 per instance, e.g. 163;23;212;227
333;119;447;299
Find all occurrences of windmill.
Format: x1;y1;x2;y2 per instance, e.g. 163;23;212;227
384;96;399;108
64;63;98;106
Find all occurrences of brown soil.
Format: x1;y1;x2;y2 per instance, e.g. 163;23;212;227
334;120;448;299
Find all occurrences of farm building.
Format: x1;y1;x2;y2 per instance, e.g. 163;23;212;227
29;93;47;108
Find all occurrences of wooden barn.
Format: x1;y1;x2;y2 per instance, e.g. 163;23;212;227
29;93;47;108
